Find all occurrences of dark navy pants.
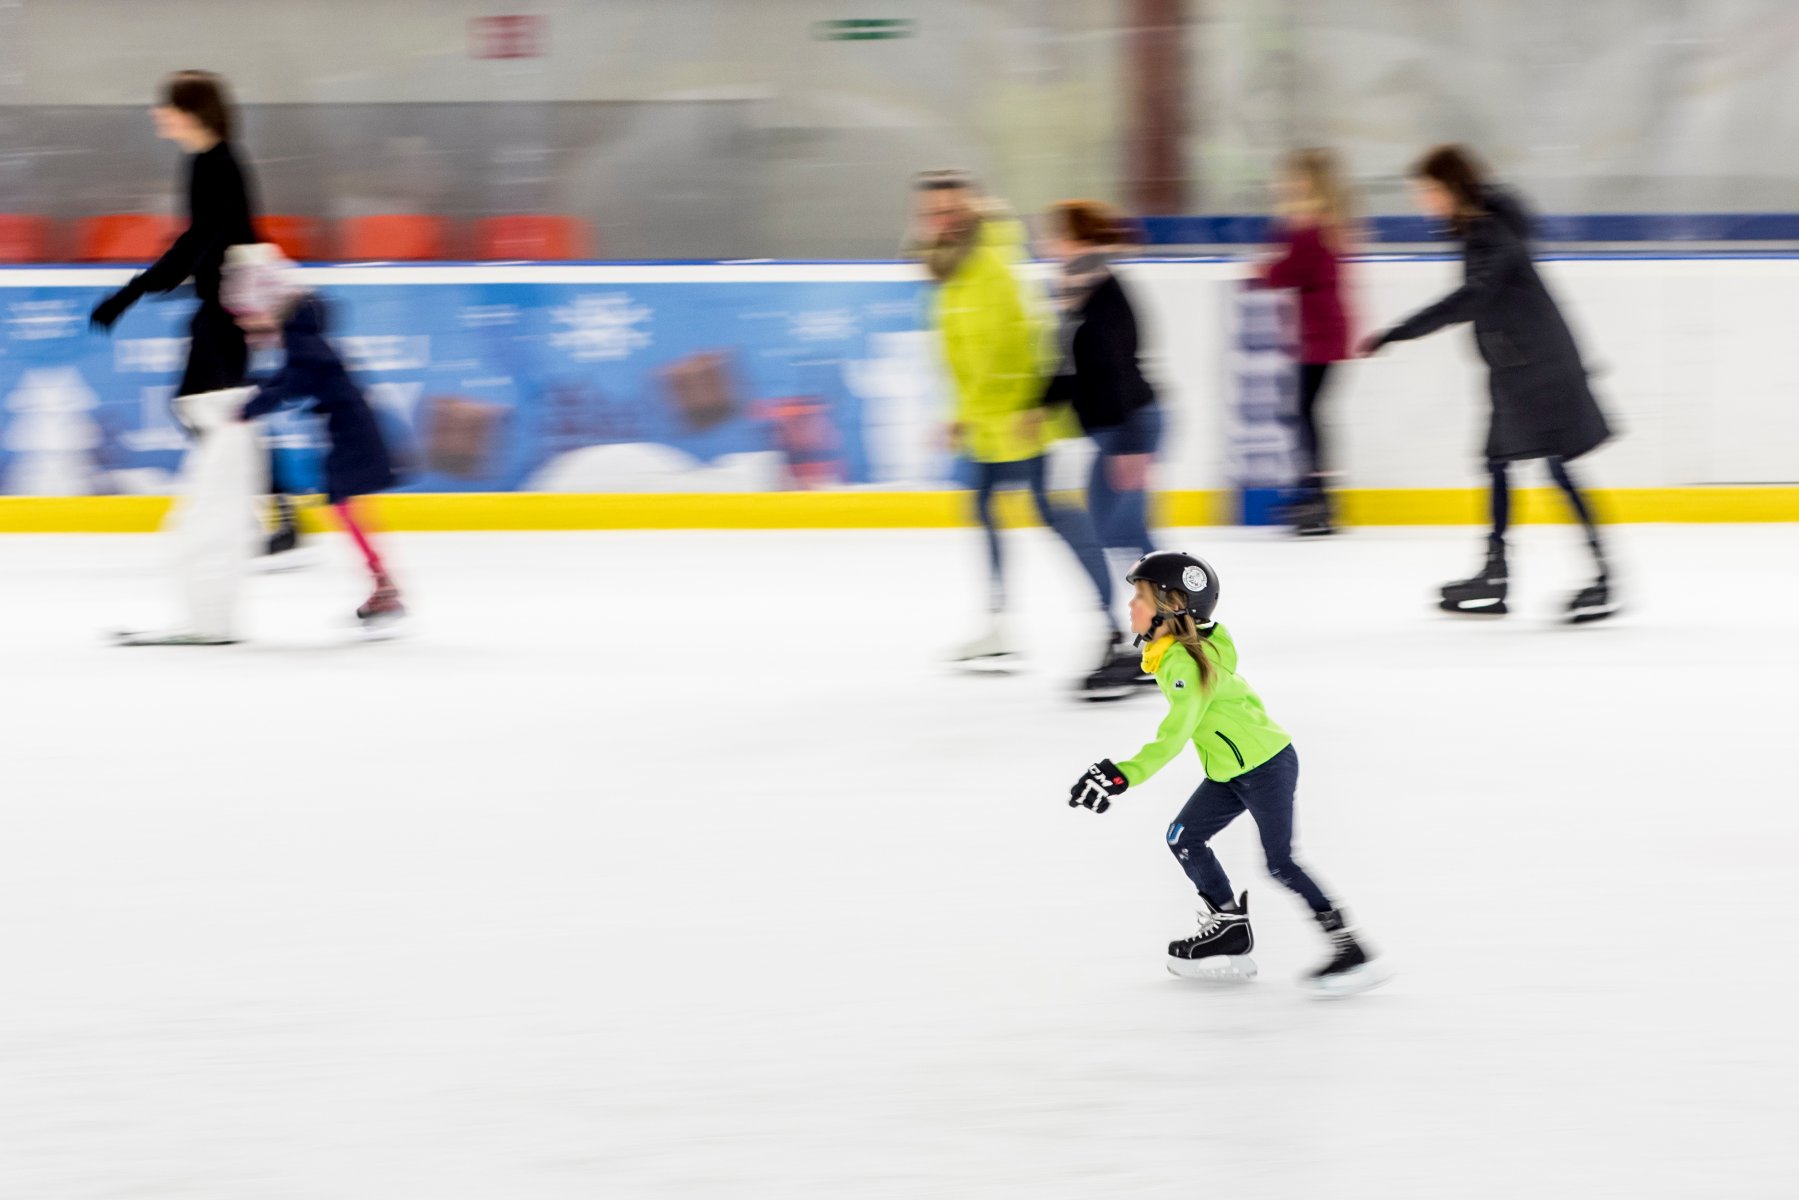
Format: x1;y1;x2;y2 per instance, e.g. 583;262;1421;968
1164;744;1333;913
972;456;1112;611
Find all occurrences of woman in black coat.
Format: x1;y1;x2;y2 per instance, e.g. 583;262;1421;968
1362;145;1615;623
88;71;303;555
224;245;406;629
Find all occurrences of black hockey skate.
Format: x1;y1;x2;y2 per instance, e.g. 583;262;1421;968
258;507;316;574
1167;891;1257;981
1566;576;1617;624
1440;541;1508;615
1303;907;1393;998
1291;494;1336;537
1079;632;1146;702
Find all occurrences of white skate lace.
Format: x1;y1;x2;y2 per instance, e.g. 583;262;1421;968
1188;908;1224;939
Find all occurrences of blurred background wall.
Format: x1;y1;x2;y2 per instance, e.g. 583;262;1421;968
3;0;1796;260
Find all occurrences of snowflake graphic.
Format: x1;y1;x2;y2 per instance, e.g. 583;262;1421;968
549;294;653;362
790;309;858;342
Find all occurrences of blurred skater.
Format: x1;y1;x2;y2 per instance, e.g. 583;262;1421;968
223;245;406;631
1361;145;1615;622
1038;199;1164;692
910;171;1122;689
1250;149;1356;536
86;70;307;562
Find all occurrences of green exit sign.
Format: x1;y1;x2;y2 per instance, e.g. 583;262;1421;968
813;18;917;41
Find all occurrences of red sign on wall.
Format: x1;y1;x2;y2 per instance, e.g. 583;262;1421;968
470;15;546;60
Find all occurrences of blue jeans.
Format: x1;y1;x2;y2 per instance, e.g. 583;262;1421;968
1087;404;1162;561
1164;745;1334;913
972;456;1111;611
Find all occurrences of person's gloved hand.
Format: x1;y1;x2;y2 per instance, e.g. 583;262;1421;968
89;289;135;333
1068;760;1128;814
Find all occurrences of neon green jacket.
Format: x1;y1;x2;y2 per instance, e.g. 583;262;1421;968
932;217;1051;464
1116;625;1293;786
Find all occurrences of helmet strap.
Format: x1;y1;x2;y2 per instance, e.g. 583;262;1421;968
1135;607;1181;647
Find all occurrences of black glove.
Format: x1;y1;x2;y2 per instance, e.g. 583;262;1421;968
89;288;136;333
1355;330;1389;357
1068;759;1128;813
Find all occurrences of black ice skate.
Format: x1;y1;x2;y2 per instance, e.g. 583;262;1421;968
1566;576;1617;624
265;521;299;557
1166;891;1257;981
1291;494;1336;537
1079;632;1145;702
1303;907;1393;998
1440;541;1508;615
257;505;317;574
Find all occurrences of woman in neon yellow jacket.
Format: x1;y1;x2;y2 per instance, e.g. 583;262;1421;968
1066;551;1391;996
912;171;1115;674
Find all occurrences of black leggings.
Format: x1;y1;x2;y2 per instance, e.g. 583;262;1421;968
1292;362;1333;488
1489;456;1605;570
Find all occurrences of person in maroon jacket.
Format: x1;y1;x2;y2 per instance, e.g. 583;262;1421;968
1252;148;1356;535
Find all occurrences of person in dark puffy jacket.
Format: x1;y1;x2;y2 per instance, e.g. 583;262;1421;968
1361;145;1616;623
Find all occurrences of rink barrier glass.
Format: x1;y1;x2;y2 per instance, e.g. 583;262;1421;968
2;487;1797;532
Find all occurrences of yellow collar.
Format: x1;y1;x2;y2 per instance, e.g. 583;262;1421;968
1140;635;1177;674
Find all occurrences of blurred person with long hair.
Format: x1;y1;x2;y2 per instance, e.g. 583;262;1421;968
1361;145;1615;622
1039;198;1163;692
910;171;1120;688
87;70;305;559
1066;551;1390;996
1252;148;1355;536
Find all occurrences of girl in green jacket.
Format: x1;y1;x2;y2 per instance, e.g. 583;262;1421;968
1066;551;1390;996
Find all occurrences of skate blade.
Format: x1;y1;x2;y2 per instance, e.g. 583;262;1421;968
950;655;1017;675
111;630;238;647
255;546;321;574
1439;598;1508;615
1567;603;1618;624
1077;682;1137;702
356;614;407;642
1166;954;1258;982
1302;960;1395;999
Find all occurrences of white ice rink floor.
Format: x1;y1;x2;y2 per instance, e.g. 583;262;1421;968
2;522;1796;1199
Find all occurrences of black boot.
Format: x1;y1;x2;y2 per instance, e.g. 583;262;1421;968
1440;539;1508;615
1304;907;1391;996
1567;540;1617;624
264;495;302;557
1167;891;1256;979
1080;631;1146;701
1567;577;1617;624
1291;477;1336;537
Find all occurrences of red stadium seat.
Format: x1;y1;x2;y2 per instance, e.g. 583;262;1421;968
0;215;53;263
473;215;590;261
74;214;180;263
259;215;322;262
336;214;450;262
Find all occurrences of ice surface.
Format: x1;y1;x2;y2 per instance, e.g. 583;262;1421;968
2;522;1795;1198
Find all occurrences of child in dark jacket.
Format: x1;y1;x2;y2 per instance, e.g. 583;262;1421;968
222;244;406;628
